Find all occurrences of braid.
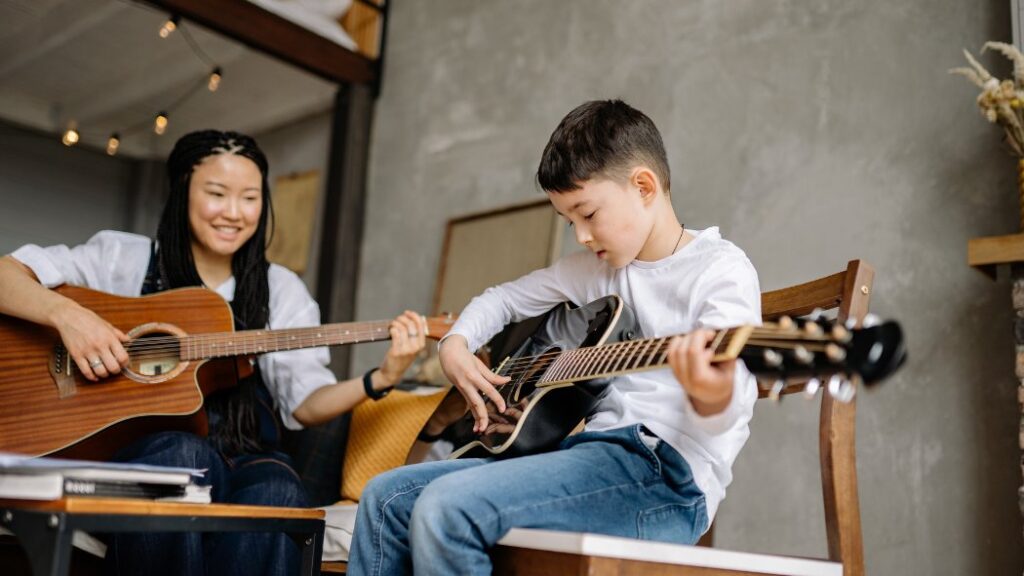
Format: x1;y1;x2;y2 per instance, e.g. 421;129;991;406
157;129;277;455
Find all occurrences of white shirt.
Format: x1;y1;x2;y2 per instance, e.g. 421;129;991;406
447;227;761;521
10;230;337;430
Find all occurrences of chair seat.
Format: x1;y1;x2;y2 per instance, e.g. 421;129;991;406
495;528;842;576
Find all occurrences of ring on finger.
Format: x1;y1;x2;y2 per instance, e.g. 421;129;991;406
89;358;103;368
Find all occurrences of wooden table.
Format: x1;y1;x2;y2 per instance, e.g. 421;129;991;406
0;497;325;576
493;529;843;576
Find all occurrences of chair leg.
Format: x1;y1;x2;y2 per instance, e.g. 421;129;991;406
820;393;865;576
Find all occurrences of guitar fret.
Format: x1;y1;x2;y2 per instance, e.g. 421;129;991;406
567;348;592;381
617;341;637;372
631;339;653;370
618;340;642;373
606;341;631;374
653;338;670;366
593;343;616;377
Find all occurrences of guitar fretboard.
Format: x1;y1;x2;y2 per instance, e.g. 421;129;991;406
139;321;395;361
495;327;749;385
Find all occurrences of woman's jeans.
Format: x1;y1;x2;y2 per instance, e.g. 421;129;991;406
103;431;309;576
347;424;709;576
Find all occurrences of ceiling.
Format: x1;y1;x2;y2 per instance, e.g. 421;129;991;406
0;0;339;158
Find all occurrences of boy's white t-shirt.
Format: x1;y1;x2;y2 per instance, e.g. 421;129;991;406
10;230;337;430
447;226;761;521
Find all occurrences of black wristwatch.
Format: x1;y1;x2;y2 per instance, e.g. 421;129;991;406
363;367;393;401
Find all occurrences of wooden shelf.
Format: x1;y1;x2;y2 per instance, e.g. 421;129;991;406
968;233;1024;279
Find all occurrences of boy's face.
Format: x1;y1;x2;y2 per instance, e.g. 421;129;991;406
548;175;653;269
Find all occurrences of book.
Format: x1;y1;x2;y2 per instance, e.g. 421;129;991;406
0;451;207;502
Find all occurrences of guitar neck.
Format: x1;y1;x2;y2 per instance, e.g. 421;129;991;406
527;326;754;385
179;320;394;360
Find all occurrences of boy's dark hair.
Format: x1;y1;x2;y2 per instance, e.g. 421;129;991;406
537;99;670;194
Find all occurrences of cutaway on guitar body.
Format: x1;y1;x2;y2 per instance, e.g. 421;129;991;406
442;295;639;460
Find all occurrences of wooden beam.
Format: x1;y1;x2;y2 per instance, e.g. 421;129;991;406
142;0;377;85
967;232;1024;279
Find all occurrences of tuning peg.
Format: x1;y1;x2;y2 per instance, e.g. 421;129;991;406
803;322;823;337
793;345;813;365
827;374;843;397
830;324;851;343
802;377;821;398
763;349;783;367
777;316;795;330
835;377;858;403
768;379;785;401
825;343;847;363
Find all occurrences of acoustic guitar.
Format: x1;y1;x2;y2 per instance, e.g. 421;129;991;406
426;295;905;460
0;284;454;458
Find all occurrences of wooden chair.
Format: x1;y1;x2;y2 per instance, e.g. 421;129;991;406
492;259;874;576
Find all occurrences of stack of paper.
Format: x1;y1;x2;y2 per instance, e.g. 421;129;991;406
0;452;209;503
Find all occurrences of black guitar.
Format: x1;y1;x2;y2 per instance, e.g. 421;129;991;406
424;295;905;460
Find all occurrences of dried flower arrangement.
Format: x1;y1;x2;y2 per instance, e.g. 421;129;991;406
951;42;1024;156
953;42;1024;230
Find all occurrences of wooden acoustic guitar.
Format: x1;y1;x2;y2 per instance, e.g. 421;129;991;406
0;285;454;459
425;295;906;460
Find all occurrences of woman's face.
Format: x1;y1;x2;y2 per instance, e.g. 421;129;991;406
187;153;263;260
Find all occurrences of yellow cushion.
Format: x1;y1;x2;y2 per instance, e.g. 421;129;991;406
340;388;449;502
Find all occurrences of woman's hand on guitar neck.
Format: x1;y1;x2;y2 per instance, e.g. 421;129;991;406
438;335;510;434
50;299;130;381
378;311;429;388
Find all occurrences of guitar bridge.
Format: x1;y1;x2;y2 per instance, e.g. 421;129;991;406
49;343;77;398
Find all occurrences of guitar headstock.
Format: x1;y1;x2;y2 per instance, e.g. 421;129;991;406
736;312;906;402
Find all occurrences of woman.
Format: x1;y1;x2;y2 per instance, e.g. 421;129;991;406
0;130;426;575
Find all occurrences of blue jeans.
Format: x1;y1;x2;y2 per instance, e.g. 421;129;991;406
347;424;708;576
103;431;310;576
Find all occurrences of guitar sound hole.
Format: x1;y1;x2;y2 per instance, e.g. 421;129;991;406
126;331;182;379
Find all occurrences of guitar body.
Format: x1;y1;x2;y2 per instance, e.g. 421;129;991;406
446;295;640;459
0;285;236;458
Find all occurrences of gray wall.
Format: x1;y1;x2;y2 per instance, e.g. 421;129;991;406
0;122;135;255
254;109;333;293
353;1;1022;573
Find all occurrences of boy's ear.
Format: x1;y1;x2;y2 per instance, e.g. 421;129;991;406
631;168;659;202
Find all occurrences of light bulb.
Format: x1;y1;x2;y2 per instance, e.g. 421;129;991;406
61;125;80;147
208;67;222;92
106;133;120;156
159;15;179;39
154;112;168;135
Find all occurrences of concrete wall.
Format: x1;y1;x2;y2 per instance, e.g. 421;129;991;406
254;109;334;293
353;1;1023;573
0;122;135;255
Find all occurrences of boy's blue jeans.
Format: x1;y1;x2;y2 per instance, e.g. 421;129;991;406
347;424;709;576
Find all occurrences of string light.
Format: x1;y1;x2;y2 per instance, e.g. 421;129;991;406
61;123;80;147
58;12;225;150
159;15;179;39
208;67;222;92
106;133;120;156
154;112;168;135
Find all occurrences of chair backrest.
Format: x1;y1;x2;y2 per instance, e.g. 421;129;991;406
715;259;872;576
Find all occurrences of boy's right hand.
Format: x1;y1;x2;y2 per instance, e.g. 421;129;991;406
50;299;130;382
438;335;511;433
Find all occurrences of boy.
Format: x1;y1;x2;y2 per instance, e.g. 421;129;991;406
347;100;761;575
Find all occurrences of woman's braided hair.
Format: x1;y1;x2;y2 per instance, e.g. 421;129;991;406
157;130;276;455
